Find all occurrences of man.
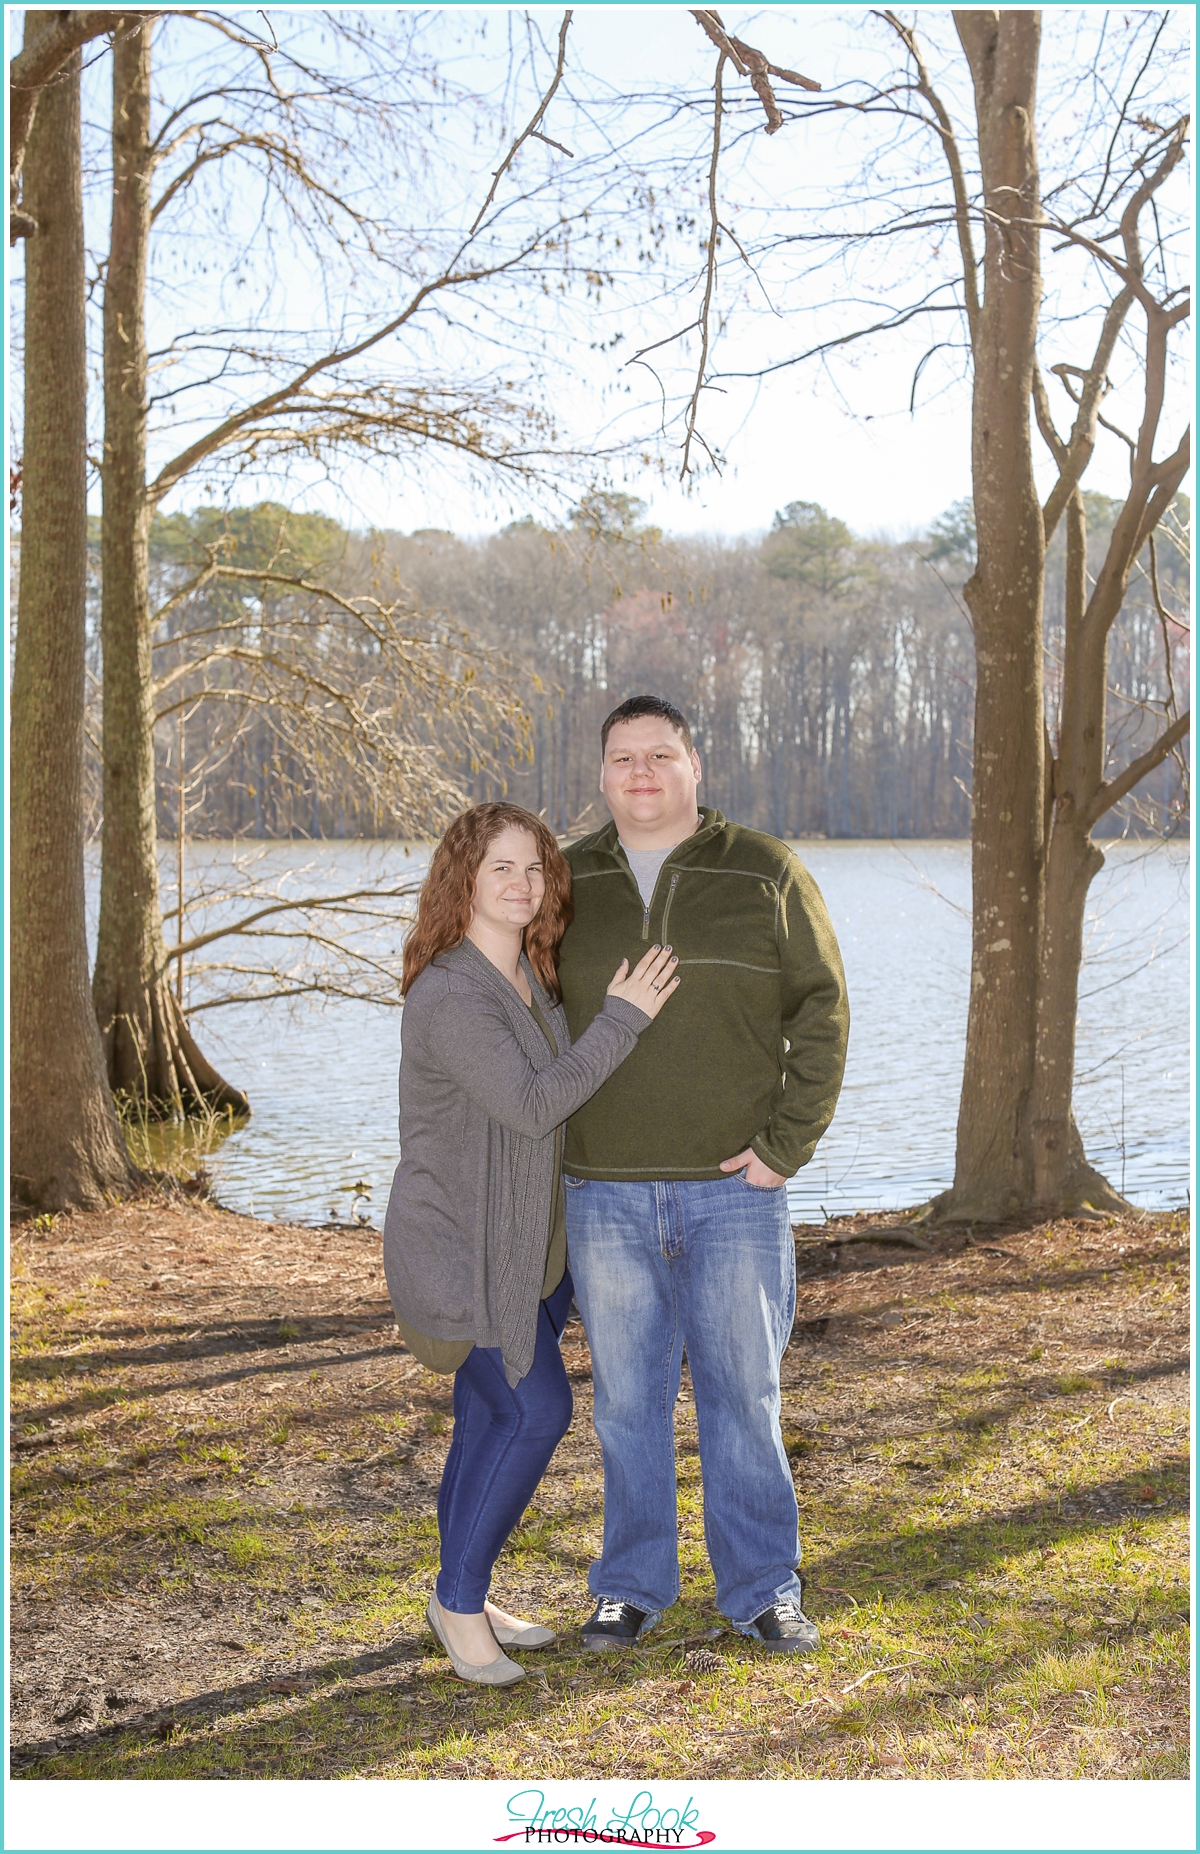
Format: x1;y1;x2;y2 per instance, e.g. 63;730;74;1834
557;694;848;1655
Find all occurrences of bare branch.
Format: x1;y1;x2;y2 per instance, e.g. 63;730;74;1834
627;320;701;367
1138;430;1190;531
184;977;402;1014
10;11;159;239
163;884;420;963
680;50;726;479
1032;360;1068;468
1002;111;1189;323
1116;111;1190;300
147;260;556;501
1083;711;1190;829
1147;531;1180;718
690;12;748;75
691;8;820;131
1080;12;1172;226
150;125;378;230
716;291;963;383
879;10;980;345
530;129;574;159
1039;284;1135;541
468;11;573;236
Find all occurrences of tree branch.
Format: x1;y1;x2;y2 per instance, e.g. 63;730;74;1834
146;251;553;501
10;11;157;240
1031;359;1068;468
1147;530;1180;719
879;10;980;346
690;11;748;75
715;291;963;382
680;49;726;479
468;10;573;236
1134;430;1191;548
184;976;403;1014
163;884;420;963
1083;711;1190;830
1038;284;1135;542
691;9;820;133
151;126;374;230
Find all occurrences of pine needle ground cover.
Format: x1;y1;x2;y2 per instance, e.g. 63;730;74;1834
9;1200;1189;1780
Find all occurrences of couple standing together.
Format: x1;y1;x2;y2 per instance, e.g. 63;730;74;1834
384;695;849;1686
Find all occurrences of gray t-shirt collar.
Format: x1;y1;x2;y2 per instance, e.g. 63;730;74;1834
619;841;677;908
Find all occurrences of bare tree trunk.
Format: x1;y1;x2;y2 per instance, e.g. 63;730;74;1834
1027;489;1124;1209
879;15;1189;1221
1032;829;1118;1207
1024;104;1188;1214
941;9;1045;1219
92;17;248;1116
8;9;133;239
1028;467;1189;1208
10;15;134;1209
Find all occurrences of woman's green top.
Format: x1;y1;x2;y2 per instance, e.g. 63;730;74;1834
393;995;567;1373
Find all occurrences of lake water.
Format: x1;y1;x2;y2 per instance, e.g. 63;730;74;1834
97;838;1191;1225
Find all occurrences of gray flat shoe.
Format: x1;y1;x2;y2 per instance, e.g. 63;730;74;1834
426;1595;526;1687
487;1617;557;1649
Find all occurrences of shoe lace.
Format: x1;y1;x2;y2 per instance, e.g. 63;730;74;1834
596;1599;628;1623
772;1598;805;1621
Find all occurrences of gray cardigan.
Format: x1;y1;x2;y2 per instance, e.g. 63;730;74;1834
383;939;650;1385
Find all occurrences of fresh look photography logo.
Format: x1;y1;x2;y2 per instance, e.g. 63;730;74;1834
496;1788;715;1848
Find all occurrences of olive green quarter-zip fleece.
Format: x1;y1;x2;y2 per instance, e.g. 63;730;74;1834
558;808;849;1180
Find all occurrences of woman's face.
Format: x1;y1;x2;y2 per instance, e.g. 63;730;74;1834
470;826;546;936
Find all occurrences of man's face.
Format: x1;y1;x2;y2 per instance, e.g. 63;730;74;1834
599;716;702;843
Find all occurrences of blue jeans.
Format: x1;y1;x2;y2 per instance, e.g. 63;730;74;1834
564;1176;801;1628
435;1271;574;1614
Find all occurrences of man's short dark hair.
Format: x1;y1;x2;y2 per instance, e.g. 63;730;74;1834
600;694;694;755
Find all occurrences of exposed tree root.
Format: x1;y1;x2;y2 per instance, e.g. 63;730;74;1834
99;978;250;1120
929;1159;1135;1228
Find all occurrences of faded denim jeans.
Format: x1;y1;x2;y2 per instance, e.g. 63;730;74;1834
564;1174;802;1627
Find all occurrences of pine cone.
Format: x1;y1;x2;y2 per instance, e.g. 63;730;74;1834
685;1646;722;1674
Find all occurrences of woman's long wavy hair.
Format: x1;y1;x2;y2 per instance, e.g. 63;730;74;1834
401;802;573;1000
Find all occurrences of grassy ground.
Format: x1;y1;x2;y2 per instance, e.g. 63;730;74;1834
8;1196;1190;1781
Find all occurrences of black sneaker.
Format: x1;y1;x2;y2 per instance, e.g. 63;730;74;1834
742;1597;821;1655
580;1598;656;1651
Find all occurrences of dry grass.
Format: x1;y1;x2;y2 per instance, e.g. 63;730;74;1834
8;1198;1190;1781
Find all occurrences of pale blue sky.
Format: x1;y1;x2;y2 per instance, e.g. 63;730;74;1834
12;3;1190;542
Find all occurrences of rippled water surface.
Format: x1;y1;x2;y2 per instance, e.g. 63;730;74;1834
106;839;1190;1225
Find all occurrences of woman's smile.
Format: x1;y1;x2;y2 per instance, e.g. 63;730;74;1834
469;825;548;944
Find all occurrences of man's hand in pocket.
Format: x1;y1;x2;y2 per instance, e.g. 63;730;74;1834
719;1147;787;1189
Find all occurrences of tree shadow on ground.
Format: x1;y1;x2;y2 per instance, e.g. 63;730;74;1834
11;1330;405;1420
12;1459;1188;1781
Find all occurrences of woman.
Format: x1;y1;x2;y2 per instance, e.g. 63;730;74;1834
383;801;677;1687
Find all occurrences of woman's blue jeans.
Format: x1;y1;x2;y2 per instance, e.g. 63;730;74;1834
565;1176;802;1627
435;1271;574;1614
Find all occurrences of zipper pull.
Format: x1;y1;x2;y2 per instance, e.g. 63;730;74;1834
642;903;651;941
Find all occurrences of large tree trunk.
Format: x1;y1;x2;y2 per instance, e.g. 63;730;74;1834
91;17;248;1117
1028;477;1166;1214
1030;824;1122;1210
940;9;1046;1220
10;14;135;1209
1028;490;1116;1208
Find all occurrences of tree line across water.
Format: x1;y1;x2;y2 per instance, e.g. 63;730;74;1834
128;489;1188;848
